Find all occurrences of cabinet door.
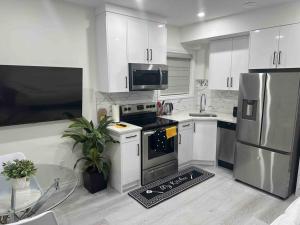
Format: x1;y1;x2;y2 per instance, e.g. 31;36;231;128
231;36;249;90
208;39;233;90
106;13;129;92
122;140;140;185
127;18;149;64
249;27;280;69
178;127;194;166
148;22;167;65
193;121;217;162
278;23;300;69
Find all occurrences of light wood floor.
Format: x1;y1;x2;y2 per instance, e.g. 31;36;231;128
54;166;296;225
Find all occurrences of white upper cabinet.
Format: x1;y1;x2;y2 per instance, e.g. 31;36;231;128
95;10;167;93
231;36;249;90
277;23;300;69
148;22;167;65
96;12;129;93
209;36;249;91
127;19;167;65
127;18;149;64
249;23;300;69
209;38;233;90
106;13;129;92
249;27;279;69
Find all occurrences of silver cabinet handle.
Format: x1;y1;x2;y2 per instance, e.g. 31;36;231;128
146;49;149;62
179;134;182;144
226;77;229;87
193;123;196;133
150;49;153;61
230;77;233;88
273;51;277;65
278;51;282;65
182;124;190;128
125;76;128;89
137;144;140;156
126;134;137;139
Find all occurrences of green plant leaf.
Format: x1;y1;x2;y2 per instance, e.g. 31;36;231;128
62;116;116;176
1;160;37;180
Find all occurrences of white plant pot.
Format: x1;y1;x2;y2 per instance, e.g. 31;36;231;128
11;177;30;190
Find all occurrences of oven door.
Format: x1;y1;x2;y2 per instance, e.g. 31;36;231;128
129;63;168;91
142;127;178;170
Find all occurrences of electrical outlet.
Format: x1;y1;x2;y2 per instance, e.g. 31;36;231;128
199;79;208;87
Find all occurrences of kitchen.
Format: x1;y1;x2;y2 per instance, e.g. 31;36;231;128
1;0;300;225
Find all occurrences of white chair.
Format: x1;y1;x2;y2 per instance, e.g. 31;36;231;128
0;152;26;172
9;211;59;225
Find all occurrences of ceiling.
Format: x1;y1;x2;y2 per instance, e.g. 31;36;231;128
64;0;298;26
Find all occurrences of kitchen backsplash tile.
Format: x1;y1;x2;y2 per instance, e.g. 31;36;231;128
195;82;239;114
96;84;238;117
96;91;195;116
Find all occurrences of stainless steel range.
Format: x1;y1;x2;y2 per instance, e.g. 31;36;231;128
120;103;178;185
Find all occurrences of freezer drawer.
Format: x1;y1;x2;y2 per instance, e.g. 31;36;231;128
234;142;291;198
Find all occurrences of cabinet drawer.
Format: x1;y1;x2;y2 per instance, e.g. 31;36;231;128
120;132;140;143
179;121;193;131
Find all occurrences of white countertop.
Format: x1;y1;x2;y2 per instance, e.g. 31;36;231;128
107;122;142;135
160;111;237;124
108;111;236;136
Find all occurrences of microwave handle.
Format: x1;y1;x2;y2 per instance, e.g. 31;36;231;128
159;67;163;85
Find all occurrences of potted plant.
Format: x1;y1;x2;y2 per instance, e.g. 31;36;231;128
62;116;115;194
1;159;37;190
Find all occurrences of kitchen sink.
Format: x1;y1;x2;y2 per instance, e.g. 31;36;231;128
189;113;217;117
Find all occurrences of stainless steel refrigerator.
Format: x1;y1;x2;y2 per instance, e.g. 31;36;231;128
234;72;300;198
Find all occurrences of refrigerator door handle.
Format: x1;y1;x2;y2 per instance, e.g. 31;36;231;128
273;51;277;65
278;51;282;65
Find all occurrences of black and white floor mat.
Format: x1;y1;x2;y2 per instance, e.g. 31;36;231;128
128;167;215;209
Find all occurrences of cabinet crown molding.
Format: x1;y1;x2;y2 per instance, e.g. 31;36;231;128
95;3;166;24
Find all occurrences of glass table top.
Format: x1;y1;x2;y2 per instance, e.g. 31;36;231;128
0;164;78;219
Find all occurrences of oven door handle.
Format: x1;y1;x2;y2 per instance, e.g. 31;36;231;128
143;131;156;136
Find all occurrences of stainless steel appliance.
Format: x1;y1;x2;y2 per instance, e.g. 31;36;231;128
234;72;300;198
120;103;178;185
217;121;237;170
163;102;173;115
129;63;168;91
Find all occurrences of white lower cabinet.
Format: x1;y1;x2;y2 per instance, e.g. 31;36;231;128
108;131;141;193
178;122;194;166
193;121;218;164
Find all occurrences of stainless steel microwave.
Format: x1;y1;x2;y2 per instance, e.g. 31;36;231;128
129;63;168;91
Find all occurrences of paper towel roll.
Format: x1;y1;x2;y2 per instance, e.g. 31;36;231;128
112;104;120;123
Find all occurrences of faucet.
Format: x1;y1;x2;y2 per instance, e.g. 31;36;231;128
200;94;206;113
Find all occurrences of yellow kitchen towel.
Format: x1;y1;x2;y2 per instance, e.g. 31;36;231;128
166;126;177;139
114;124;127;128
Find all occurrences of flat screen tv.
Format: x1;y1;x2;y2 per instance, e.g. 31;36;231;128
0;65;82;127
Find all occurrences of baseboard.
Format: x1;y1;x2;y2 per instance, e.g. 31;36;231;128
179;160;216;170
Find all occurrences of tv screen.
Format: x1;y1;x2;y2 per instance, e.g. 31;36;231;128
0;65;82;127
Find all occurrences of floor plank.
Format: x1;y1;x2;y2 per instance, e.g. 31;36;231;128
54;166;296;225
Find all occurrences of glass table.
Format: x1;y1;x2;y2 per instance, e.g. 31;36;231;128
0;164;78;224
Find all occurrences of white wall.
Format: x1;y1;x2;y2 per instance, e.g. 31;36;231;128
0;0;96;169
167;25;188;53
181;1;300;43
